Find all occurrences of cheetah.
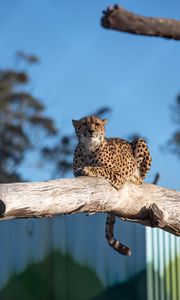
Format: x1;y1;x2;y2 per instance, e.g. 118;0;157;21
72;115;151;255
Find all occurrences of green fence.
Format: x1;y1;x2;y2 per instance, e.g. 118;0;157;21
147;228;180;300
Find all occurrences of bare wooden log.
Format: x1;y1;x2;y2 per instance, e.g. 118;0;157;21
101;5;180;40
0;177;179;236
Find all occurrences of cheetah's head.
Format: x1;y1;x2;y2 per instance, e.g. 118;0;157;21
72;115;107;150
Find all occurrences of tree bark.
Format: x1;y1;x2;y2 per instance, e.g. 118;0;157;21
0;177;179;236
101;5;180;40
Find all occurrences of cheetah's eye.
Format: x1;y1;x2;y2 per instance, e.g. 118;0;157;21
81;122;86;126
95;122;100;126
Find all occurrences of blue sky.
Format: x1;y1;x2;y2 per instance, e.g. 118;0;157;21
1;0;180;189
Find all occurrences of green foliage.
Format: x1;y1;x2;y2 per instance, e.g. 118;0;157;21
0;251;104;300
94;270;147;300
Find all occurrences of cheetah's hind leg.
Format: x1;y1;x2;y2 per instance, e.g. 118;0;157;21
131;138;151;182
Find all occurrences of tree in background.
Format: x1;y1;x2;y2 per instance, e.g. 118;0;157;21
167;94;180;157
0;52;57;183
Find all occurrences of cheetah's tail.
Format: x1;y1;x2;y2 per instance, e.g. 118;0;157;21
105;213;131;256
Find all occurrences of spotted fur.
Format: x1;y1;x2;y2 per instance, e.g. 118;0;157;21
72;115;151;255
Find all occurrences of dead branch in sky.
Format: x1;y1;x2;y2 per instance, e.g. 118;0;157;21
101;5;180;40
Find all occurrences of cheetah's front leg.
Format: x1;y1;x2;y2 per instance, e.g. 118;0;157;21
76;166;125;190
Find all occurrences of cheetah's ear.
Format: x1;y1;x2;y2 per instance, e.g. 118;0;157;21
102;119;108;125
72;119;78;128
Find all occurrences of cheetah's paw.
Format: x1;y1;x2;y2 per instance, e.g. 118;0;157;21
75;166;97;177
82;166;97;177
74;168;84;177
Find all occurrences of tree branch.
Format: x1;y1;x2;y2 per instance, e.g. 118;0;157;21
101;5;180;40
0;177;179;236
